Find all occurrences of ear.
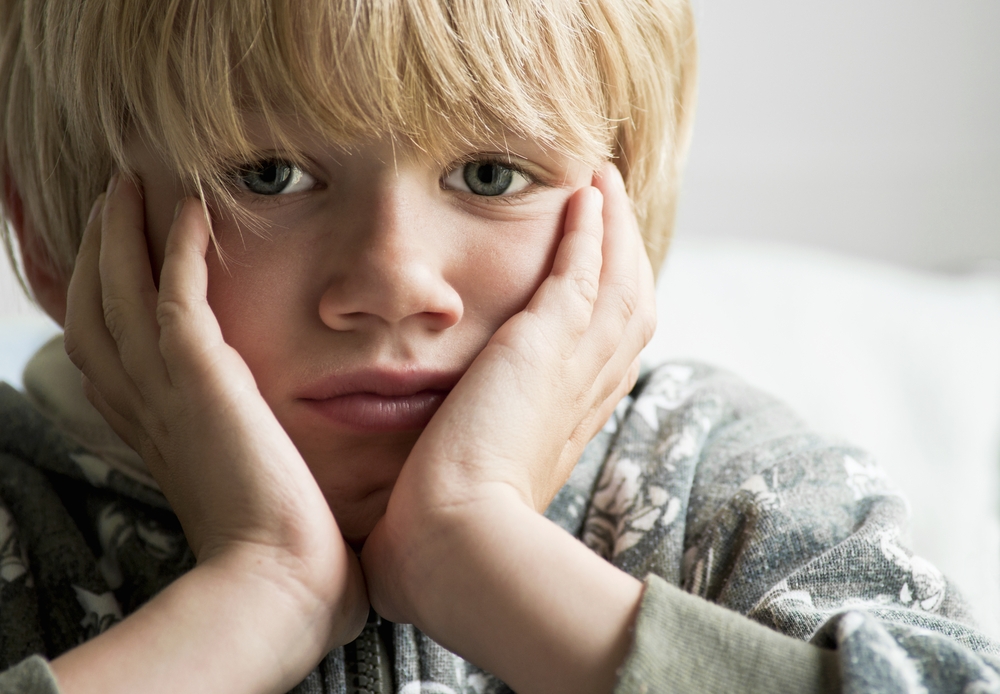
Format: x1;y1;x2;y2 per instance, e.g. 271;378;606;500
4;178;69;326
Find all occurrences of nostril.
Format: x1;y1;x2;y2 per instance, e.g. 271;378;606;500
421;309;462;331
317;262;464;330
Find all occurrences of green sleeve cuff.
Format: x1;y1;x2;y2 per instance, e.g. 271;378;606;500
615;575;841;694
0;656;61;694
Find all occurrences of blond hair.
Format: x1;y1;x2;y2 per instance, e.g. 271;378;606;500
0;0;696;286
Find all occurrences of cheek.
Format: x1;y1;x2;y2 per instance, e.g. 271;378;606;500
458;214;564;327
200;228;309;390
203;266;269;376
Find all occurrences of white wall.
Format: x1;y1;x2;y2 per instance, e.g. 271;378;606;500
678;0;1000;271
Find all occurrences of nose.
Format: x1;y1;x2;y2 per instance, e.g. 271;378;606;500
318;182;464;332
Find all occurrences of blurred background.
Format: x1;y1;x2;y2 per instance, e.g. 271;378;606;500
677;0;1000;271
650;0;1000;637
2;0;999;636
7;2;995;301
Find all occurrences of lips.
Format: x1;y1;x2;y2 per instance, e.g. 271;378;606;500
297;369;461;433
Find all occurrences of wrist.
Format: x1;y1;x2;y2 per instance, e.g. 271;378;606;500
365;481;528;623
199;542;368;652
52;546;366;694
367;494;643;694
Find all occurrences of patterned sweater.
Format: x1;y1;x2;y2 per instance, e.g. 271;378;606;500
1;341;998;693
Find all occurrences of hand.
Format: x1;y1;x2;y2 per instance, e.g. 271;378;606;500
361;163;653;693
365;159;655;586
416;162;654;513
62;175;368;680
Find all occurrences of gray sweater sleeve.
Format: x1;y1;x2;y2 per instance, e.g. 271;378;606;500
0;657;61;694
582;363;1000;694
616;575;840;694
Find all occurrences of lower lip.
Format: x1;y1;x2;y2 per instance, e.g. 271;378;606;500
302;391;448;433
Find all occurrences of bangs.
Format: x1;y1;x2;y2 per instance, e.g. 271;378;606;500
71;0;618;190
4;0;694;279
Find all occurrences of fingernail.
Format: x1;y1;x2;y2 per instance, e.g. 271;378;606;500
106;174;118;196
173;199;184;221
87;194;105;225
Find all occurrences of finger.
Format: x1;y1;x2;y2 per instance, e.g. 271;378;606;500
581;163;657;382
99;175;169;390
582;356;640;447
543;355;642;510
588;163;643;340
519;185;605;351
80;373;143;455
566;355;640;460
64;191;145;421
156;198;231;387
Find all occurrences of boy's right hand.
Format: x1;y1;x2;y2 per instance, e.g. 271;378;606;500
57;175;368;694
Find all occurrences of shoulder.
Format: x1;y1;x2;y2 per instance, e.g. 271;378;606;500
623;360;808;446
583;361;894;584
632;362;892;536
609;360;834;493
594;365;1000;682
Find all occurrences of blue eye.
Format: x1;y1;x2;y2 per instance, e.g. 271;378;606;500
443;160;532;196
237;160;315;195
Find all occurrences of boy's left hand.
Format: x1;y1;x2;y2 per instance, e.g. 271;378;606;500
363;163;654;694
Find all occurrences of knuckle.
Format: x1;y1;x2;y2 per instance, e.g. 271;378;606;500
638;303;657;345
611;274;640;318
490;320;557;378
101;295;132;341
155;298;188;331
139;409;171;448
566;268;600;306
63;327;90;374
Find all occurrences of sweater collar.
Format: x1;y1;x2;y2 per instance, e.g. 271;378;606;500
21;336;159;491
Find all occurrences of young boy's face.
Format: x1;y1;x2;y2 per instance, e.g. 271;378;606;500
127;121;592;544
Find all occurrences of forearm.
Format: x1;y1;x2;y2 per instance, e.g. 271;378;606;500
394;490;643;694
49;549;343;694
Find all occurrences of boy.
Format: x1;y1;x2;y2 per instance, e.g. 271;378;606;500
0;1;997;693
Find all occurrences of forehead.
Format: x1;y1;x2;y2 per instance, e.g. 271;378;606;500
113;0;612;184
229;113;581;175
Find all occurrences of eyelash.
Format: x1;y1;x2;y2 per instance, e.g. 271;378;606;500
226;154;547;203
227;158;317;199
442;155;543;200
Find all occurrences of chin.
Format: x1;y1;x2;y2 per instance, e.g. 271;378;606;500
326;484;394;548
295;429;417;543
